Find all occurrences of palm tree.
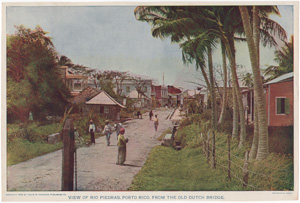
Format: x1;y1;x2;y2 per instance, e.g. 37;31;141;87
135;6;219;125
239;6;269;160
264;36;293;80
242;72;254;88
218;43;228;125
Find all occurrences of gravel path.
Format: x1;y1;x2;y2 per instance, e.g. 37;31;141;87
7;108;173;191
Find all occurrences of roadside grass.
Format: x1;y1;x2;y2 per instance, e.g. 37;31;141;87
7;119;106;166
7;122;63;166
7;138;63;166
157;128;172;141
129;146;230;191
129;120;294;191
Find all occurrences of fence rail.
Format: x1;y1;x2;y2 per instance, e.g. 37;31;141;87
199;132;292;191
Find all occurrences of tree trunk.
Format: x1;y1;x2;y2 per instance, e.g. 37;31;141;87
223;35;247;146
249;6;260;161
232;84;239;139
208;47;217;128
239;6;269;160
218;43;228;125
249;98;259;160
199;63;211;92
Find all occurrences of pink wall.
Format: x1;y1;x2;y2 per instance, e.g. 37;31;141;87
266;80;293;126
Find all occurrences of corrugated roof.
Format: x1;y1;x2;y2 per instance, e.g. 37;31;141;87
264;72;293;85
86;91;126;108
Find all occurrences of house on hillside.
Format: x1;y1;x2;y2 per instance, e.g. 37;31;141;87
119;79;152;108
72;87;125;120
59;66;88;96
242;72;293;126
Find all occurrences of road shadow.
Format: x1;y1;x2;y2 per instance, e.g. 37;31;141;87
119;163;142;167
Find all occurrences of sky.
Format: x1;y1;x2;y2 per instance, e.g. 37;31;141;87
6;4;294;90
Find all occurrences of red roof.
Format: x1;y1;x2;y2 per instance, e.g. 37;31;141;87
168;85;182;94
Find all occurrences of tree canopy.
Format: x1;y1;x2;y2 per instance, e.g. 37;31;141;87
7;25;71;122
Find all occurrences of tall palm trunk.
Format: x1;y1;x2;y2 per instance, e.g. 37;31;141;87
239;6;269;160
208;47;217;128
249;98;259;160
218;43;228;124
199;63;211;92
232;83;239;139
223;35;247;146
249;6;260;160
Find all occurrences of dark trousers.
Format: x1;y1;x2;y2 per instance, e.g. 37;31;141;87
90;130;95;144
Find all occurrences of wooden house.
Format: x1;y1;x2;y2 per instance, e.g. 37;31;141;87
72;87;125;121
242;72;293;126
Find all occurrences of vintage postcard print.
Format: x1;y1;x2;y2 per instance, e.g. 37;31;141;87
2;1;298;202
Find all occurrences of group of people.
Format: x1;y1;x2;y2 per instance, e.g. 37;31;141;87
84;110;159;166
87;119;128;165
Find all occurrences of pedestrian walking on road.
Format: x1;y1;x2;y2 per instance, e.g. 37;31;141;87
115;123;122;140
137;111;142;119
149;110;153;121
103;120;112;146
89;120;96;144
153;115;159;131
116;128;128;165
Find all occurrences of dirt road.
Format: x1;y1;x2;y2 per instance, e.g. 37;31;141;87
7;108;173;191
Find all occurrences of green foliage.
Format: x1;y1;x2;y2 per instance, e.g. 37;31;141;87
130;117;293;191
7;138;62;166
74;111;106;137
129;146;227;191
264;36;293;81
7;122;63;166
7;122;62;143
7;25;71;122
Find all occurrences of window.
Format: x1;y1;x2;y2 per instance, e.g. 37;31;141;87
276;97;290;115
144;86;147;92
126;86;130;93
104;106;109;114
73;82;82;91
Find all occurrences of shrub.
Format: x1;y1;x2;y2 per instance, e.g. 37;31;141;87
7;122;62;143
74;112;106;137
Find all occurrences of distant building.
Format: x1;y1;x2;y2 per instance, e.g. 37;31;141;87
119;79;152;108
242;72;293;126
59;66;88;96
167;85;182;106
182;89;204;109
152;85;168;107
72;87;125;121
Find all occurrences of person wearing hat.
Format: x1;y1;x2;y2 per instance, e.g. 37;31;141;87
89;120;96;144
102;120;112;146
116;128;128;165
114;122;123;141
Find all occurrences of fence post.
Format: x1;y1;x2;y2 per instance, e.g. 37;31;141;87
201;133;206;156
61;118;75;191
243;151;249;188
227;135;231;181
211;130;216;169
207;131;210;164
